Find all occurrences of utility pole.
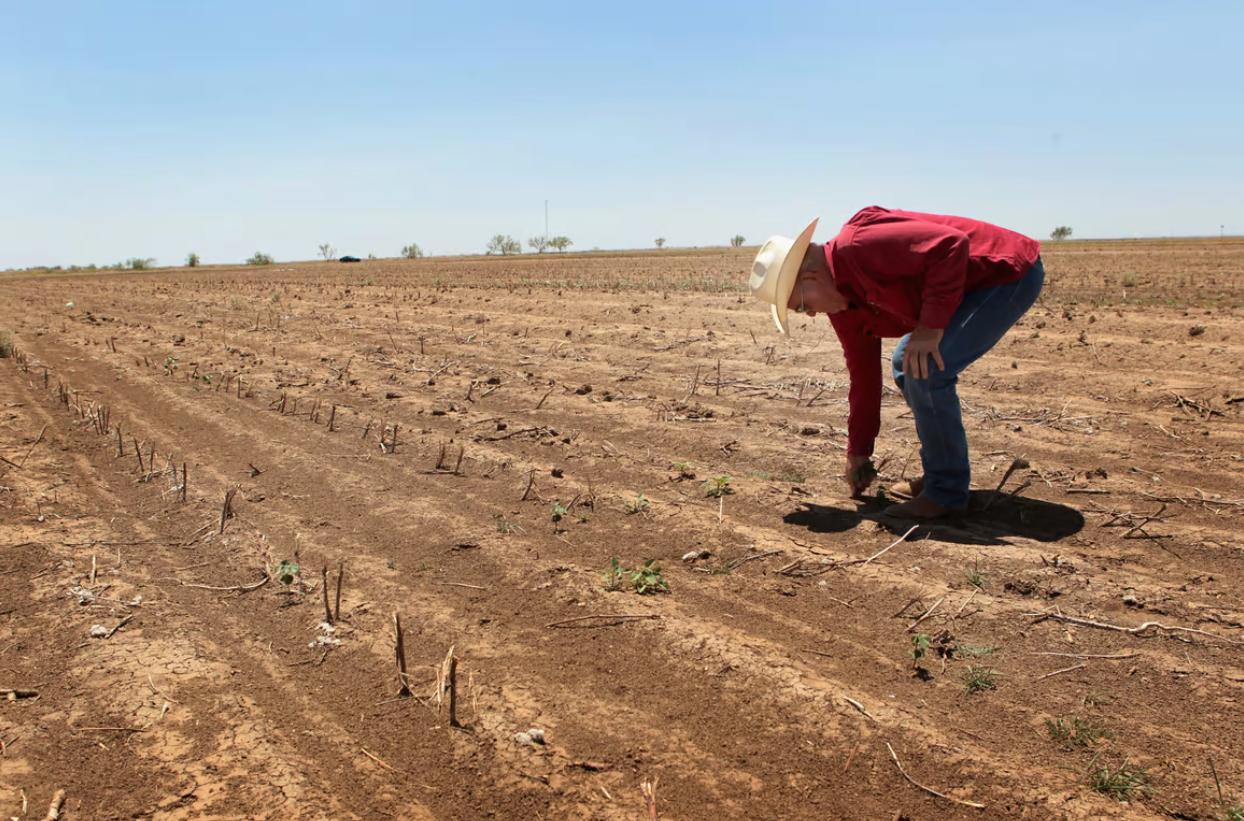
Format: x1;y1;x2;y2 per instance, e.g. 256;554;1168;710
545;200;549;242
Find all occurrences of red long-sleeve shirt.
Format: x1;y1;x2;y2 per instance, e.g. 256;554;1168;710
826;206;1040;457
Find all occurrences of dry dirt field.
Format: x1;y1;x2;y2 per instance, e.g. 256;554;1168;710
2;238;1243;820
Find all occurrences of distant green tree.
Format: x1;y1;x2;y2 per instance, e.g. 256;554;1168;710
401;243;424;259
548;236;573;252
730;235;746;248
127;257;156;270
247;252;274;265
318;243;336;260
487;234;521;255
186;253;200;267
1050;226;1073;241
528;236;550;253
654;237;666;249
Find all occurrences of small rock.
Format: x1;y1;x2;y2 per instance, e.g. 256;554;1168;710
799;426;820;436
574;384;592;395
682;549;711;562
172;334;186;345
551;468;564;478
70;586;95;605
513;731;535;746
526;727;546;744
1189;325;1206;337
89;624;109;638
1122;593;1141;607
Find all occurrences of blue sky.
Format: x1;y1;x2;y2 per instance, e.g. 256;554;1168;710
3;1;1241;268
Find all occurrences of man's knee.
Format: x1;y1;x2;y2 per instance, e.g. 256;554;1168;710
902;370;956;406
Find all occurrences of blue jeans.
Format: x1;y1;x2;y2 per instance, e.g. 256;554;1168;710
891;258;1045;509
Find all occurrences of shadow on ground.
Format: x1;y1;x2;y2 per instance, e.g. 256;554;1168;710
783;491;1085;547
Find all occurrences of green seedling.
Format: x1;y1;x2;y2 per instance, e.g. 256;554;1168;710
962;665;998;694
911;633;931;664
965;562;988;589
494;514;515;534
630;559;669;595
273;559;300;586
1046;717;1110;748
1089;759;1148;801
703;475;733;498
624;494;651;515
602;557;625;592
672;461;695;480
1223;804;1244;821
551;502;569;522
163;354;178;375
958;643;995;657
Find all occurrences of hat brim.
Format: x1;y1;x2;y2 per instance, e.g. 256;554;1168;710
771;217;819;335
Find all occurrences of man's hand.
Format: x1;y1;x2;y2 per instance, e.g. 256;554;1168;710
846;454;877;497
902;326;946;380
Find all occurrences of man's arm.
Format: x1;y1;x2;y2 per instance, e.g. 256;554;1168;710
830;311;882;458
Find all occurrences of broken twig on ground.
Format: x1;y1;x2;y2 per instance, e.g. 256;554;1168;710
885;742;985;809
1024;610;1242;645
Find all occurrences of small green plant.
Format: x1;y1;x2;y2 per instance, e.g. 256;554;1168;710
273;559;300;585
247;251;274;265
0;332;11;359
703;475;733;498
494;514;515;534
162;354;178;375
602;557;625;592
1046;716;1110;748
958;643;995;657
551;502;569;522
965;562;988;589
911;633;931;664
1089;758;1148;801
671;461;695;480
629;559;669;595
1223;804;1244;821
962;665;997;693
624;494;651;514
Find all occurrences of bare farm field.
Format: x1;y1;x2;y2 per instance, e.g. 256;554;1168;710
2;238;1243;820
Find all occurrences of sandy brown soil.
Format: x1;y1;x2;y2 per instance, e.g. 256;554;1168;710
2;238;1243;819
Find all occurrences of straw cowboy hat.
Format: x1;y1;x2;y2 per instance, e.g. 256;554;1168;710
748;217;819;335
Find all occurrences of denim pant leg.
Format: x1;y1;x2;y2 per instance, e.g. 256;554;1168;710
892;259;1046;508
